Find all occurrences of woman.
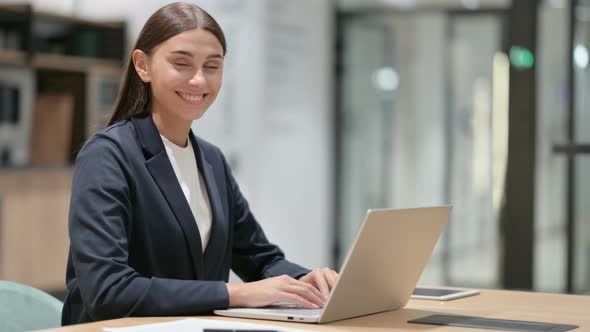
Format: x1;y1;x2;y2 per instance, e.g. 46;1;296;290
62;2;338;325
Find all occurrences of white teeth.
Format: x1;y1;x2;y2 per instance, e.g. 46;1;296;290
179;92;205;103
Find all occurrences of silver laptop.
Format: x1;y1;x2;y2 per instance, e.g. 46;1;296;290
214;206;451;324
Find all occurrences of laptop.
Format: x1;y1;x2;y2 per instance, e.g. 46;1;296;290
214;206;451;324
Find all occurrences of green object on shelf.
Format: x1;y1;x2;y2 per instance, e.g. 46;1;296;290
0;280;63;332
509;46;535;70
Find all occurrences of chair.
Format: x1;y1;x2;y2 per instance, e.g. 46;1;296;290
0;280;63;332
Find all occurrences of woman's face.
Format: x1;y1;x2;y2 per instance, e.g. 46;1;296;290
134;28;224;122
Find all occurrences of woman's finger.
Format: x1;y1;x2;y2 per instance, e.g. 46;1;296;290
286;282;325;307
293;277;324;298
327;269;339;289
313;270;330;298
283;292;319;309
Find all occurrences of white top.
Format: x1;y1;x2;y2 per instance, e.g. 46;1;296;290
160;134;212;251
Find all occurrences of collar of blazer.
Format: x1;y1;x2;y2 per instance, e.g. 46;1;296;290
129;111;166;159
129;112;227;279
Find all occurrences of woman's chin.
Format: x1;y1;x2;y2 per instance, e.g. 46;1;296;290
183;108;207;122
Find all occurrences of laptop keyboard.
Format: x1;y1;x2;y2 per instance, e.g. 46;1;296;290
261;308;323;317
231;308;323;317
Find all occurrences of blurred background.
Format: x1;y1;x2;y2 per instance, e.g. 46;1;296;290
0;0;588;301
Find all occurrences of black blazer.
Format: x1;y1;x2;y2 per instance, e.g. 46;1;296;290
62;112;309;325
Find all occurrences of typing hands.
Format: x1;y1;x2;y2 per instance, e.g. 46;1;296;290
226;268;339;309
298;268;339;300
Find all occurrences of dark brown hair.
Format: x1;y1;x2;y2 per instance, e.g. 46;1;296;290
107;2;226;126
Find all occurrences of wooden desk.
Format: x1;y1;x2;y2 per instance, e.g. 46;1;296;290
41;289;590;331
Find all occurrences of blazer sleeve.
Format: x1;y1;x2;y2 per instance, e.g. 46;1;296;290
219;151;311;282
68;135;229;321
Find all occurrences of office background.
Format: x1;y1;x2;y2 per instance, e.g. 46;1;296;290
0;0;588;300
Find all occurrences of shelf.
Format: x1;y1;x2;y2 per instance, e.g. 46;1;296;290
0;5;125;167
0;165;73;173
35;10;124;29
33;53;122;72
0;52;122;71
0;49;27;66
0;4;123;29
0;4;28;14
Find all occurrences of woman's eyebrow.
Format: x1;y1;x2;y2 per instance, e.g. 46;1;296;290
170;50;193;57
169;50;223;59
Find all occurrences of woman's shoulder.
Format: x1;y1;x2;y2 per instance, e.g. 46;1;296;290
72;120;140;188
77;120;137;160
99;119;137;141
91;118;138;143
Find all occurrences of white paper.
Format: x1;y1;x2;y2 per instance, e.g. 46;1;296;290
103;318;316;332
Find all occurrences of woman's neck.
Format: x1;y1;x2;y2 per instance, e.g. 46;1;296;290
151;111;191;148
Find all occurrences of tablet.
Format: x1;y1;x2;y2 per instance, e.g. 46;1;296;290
411;287;480;300
408;314;578;332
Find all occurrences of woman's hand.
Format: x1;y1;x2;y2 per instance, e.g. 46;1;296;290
298;268;339;299
226;274;326;309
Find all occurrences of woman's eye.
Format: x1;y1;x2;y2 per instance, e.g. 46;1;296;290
204;66;219;69
174;63;189;67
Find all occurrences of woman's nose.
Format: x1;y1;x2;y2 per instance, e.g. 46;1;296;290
189;69;205;85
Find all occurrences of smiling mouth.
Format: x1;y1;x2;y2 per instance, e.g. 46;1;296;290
176;91;208;104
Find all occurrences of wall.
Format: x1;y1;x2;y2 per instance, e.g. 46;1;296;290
193;0;334;271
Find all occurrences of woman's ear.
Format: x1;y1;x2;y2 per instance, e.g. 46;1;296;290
132;49;151;83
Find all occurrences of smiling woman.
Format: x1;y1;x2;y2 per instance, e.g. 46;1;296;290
62;2;337;326
107;3;226;147
132;28;224;146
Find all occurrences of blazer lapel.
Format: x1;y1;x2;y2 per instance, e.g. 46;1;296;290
131;113;204;279
189;133;228;277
